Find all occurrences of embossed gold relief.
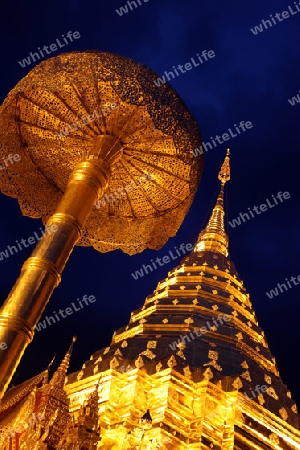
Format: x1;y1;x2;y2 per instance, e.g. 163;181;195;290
0;50;203;399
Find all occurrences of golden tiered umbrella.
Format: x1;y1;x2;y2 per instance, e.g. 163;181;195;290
0;51;203;398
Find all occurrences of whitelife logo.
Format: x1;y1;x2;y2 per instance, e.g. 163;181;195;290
250;2;300;35
0;225;58;262
228;191;291;228
241;384;268;401
116;0;150;16
266;274;300;299
192;121;253;157
35;295;96;332
94;173;153;209
56;102;117;138
0;151;21;170
18;31;81;68
169;314;231;350
153;50;215;87
0;341;8;351
288;90;300;106
131;243;193;280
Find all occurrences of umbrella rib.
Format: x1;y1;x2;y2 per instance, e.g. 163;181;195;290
64;83;102;135
16;117;96;141
124;154;189;185
15;103;61;192
111;98;121;137
101;105;145;161
120;118;154;141
16;118;58;134
107;172;137;218
48;91;97;137
17;92;98;139
17;91;84;127
116;105;143;140
94;58;109;134
16;138;62;195
123;135;181;162
93;80;109;134
119;184;136;218
96;81;138;139
124;158;185;202
128;135;164;143
16;93;74;127
124;148;179;158
118;159;159;214
123;136;160;160
126;135;175;145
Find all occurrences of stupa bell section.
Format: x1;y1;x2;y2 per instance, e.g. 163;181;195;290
63;151;300;449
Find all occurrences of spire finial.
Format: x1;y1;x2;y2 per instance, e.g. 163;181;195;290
218;149;230;185
194;150;231;256
49;336;76;388
47;355;56;370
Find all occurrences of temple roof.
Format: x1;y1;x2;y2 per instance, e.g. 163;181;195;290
0;338;75;418
0;370;47;419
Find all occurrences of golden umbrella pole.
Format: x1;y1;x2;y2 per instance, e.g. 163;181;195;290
0;138;121;399
0;51;203;399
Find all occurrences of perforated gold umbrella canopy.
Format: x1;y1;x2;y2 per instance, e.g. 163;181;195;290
0;51;203;255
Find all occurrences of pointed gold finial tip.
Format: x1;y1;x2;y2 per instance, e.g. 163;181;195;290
218;149;231;184
72;336;77;343
194;148;230;257
47;355;56;370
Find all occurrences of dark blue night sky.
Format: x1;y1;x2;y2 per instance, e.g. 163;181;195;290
1;0;300;405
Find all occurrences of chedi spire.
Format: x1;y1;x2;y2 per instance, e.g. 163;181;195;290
195;149;230;256
49;336;76;388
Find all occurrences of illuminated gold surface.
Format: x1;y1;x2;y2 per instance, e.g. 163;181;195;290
64;151;300;449
0;51;203;400
1;155;300;448
0;51;203;255
0;158;109;399
195;149;230;256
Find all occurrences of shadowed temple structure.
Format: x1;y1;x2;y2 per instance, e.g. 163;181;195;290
0;151;300;449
